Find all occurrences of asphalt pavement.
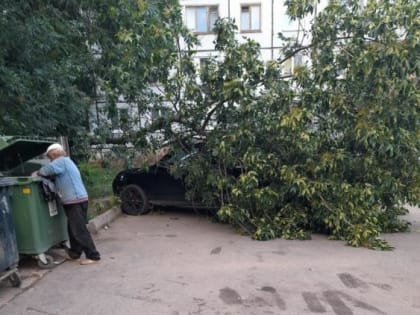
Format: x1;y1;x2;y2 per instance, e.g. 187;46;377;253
0;206;419;315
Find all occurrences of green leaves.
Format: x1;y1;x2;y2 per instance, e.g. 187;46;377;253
158;0;420;249
0;0;93;139
9;1;415;249
285;0;317;20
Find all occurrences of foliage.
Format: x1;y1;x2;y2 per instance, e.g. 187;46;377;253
149;0;419;249
0;0;184;158
79;160;121;219
87;0;196;151
0;0;93;138
79;161;120;199
1;0;418;249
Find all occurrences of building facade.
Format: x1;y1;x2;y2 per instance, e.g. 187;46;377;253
179;0;318;69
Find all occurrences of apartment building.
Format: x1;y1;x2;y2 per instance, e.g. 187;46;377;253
179;0;317;69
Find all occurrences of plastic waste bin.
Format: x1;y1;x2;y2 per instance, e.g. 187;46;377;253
0;180;21;287
0;136;68;268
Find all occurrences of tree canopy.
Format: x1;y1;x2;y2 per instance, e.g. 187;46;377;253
0;0;186;147
146;0;420;249
0;0;94;136
0;0;418;248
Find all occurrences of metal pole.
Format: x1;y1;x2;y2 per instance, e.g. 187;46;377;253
59;136;70;157
271;0;274;60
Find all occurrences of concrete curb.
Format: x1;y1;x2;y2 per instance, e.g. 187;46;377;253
87;206;122;234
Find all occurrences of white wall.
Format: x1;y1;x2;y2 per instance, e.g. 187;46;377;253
179;0;315;62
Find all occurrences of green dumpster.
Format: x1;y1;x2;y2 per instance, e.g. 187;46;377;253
0;136;68;268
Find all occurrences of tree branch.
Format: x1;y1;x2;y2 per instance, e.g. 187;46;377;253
278;36;384;65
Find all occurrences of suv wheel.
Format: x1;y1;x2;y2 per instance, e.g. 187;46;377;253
120;184;150;215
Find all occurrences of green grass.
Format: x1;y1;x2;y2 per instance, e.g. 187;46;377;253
79;161;121;218
79;161;119;198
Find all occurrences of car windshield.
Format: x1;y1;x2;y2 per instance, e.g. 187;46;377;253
159;148;198;168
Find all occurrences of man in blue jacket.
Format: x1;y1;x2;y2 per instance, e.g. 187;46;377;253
38;143;101;265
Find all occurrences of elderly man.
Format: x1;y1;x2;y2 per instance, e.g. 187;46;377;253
37;143;101;265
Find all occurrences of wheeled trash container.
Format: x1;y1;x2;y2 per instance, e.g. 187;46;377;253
0;180;21;287
0;136;68;268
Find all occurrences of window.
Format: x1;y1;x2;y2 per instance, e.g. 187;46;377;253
240;4;261;32
151;108;161;122
294;54;303;67
199;57;210;68
119;108;129;125
282;54;305;76
186;6;218;33
111;108;129;129
282;58;292;75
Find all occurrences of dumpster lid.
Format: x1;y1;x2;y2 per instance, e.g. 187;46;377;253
0;136;55;172
0;177;16;187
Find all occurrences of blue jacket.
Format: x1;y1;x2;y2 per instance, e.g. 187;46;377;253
38;156;88;204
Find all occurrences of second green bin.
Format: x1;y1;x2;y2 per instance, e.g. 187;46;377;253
0;136;68;268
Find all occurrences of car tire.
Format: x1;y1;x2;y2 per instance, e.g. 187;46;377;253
120;184;150;215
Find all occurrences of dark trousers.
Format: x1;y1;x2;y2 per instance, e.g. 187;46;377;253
63;202;100;260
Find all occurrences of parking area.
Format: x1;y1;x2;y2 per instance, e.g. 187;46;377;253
0;206;419;314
